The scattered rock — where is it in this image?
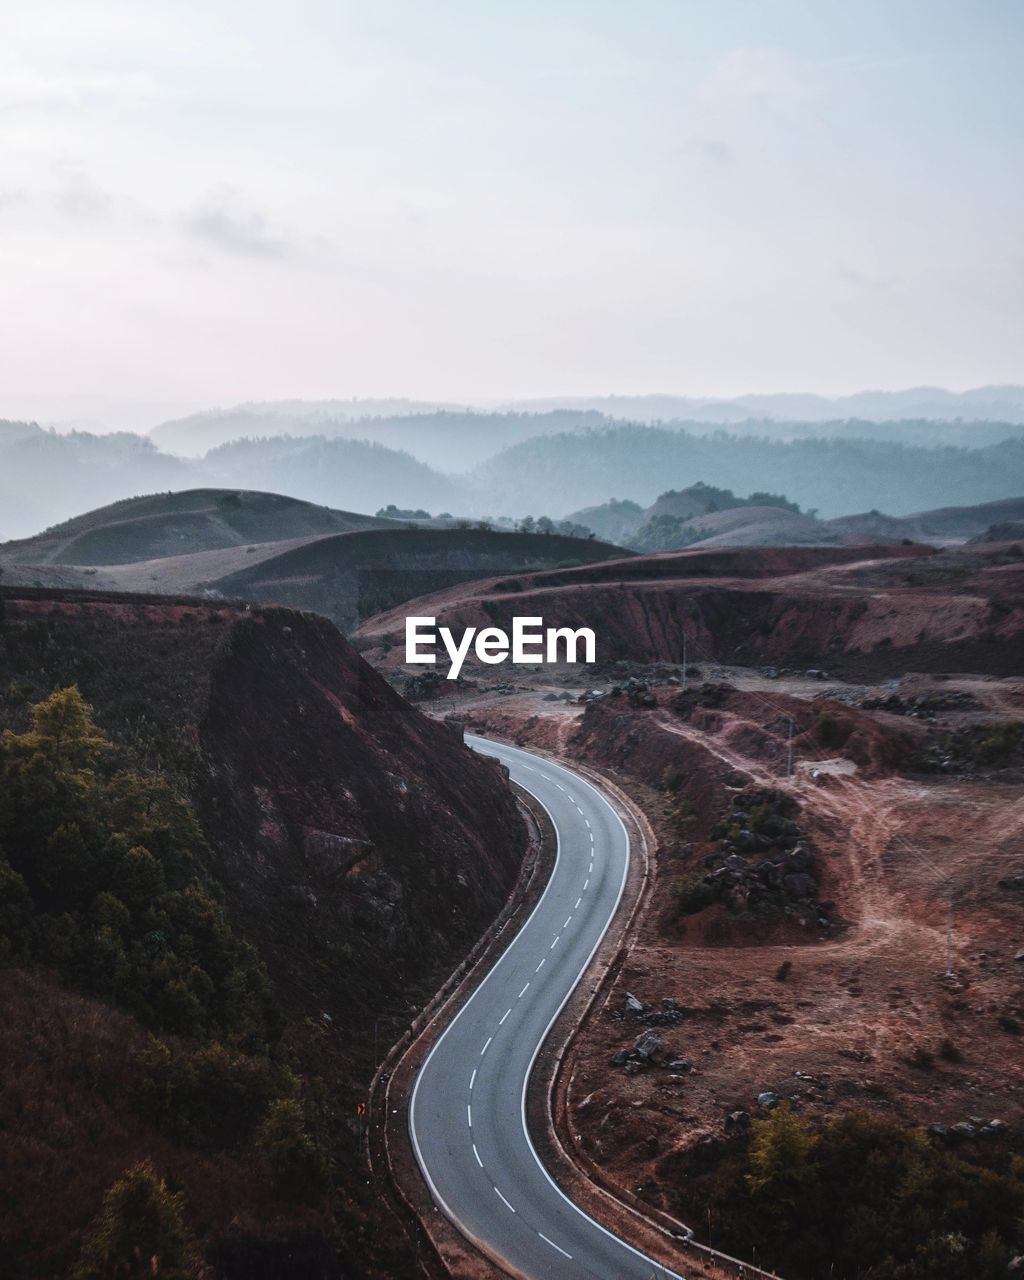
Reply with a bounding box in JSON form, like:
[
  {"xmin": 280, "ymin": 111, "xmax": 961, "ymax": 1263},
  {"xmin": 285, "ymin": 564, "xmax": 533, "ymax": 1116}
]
[
  {"xmin": 756, "ymin": 1091, "xmax": 779, "ymax": 1109},
  {"xmin": 625, "ymin": 992, "xmax": 644, "ymax": 1014},
  {"xmin": 634, "ymin": 1030, "xmax": 665, "ymax": 1061}
]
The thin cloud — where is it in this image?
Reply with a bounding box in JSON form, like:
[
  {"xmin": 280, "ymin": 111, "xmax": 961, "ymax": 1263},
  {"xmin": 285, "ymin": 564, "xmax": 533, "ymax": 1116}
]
[
  {"xmin": 688, "ymin": 134, "xmax": 736, "ymax": 165},
  {"xmin": 0, "ymin": 70, "xmax": 154, "ymax": 113},
  {"xmin": 183, "ymin": 195, "xmax": 289, "ymax": 260}
]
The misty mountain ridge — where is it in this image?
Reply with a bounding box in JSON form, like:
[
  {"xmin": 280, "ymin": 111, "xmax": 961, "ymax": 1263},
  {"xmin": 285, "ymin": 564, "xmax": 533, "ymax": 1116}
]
[
  {"xmin": 5, "ymin": 414, "xmax": 1024, "ymax": 541},
  {"xmin": 147, "ymin": 391, "xmax": 1024, "ymax": 463}
]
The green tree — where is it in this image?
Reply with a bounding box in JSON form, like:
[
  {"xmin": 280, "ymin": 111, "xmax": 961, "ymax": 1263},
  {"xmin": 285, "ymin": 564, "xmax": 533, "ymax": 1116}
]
[
  {"xmin": 259, "ymin": 1098, "xmax": 328, "ymax": 1203},
  {"xmin": 75, "ymin": 1160, "xmax": 192, "ymax": 1280},
  {"xmin": 746, "ymin": 1104, "xmax": 817, "ymax": 1204}
]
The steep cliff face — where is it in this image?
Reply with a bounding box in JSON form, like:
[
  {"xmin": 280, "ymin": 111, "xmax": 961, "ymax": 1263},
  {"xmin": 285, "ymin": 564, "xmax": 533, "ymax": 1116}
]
[
  {"xmin": 0, "ymin": 586, "xmax": 526, "ymax": 1277},
  {"xmin": 0, "ymin": 586, "xmax": 524, "ymax": 1017},
  {"xmin": 196, "ymin": 605, "xmax": 524, "ymax": 1011},
  {"xmin": 360, "ymin": 543, "xmax": 1024, "ymax": 680}
]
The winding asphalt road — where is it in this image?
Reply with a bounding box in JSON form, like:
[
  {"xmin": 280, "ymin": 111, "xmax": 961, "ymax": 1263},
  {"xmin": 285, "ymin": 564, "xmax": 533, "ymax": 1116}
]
[{"xmin": 409, "ymin": 735, "xmax": 685, "ymax": 1279}]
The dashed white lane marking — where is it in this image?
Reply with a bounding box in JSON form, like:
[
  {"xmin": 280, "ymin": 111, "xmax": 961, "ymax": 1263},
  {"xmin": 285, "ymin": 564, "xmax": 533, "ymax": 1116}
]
[
  {"xmin": 583, "ymin": 878, "xmax": 589, "ymax": 890},
  {"xmin": 518, "ymin": 982, "xmax": 530, "ymax": 998},
  {"xmin": 555, "ymin": 783, "xmax": 566, "ymax": 792},
  {"xmin": 538, "ymin": 1232, "xmax": 572, "ymax": 1259},
  {"xmin": 480, "ymin": 1036, "xmax": 492, "ymax": 1056},
  {"xmin": 550, "ymin": 935, "xmax": 560, "ymax": 950},
  {"xmin": 499, "ymin": 1007, "xmax": 512, "ymax": 1026},
  {"xmin": 563, "ymin": 915, "xmax": 572, "ymax": 929},
  {"xmin": 575, "ymin": 896, "xmax": 582, "ymax": 909},
  {"xmin": 589, "ymin": 832, "xmax": 594, "ymax": 844},
  {"xmin": 467, "ymin": 1103, "xmax": 472, "ymax": 1127},
  {"xmin": 470, "ymin": 1068, "xmax": 477, "ymax": 1090},
  {"xmin": 584, "ymin": 817, "xmax": 591, "ymax": 828},
  {"xmin": 589, "ymin": 861, "xmax": 594, "ymax": 873},
  {"xmin": 535, "ymin": 957, "xmax": 545, "ymax": 972},
  {"xmin": 473, "ymin": 1142, "xmax": 483, "ymax": 1168},
  {"xmin": 494, "ymin": 1186, "xmax": 517, "ymax": 1213}
]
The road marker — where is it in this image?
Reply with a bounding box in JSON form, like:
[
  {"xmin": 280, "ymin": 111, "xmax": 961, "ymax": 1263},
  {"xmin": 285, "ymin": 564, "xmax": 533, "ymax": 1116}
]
[
  {"xmin": 538, "ymin": 1232, "xmax": 572, "ymax": 1259},
  {"xmin": 470, "ymin": 1068, "xmax": 476, "ymax": 1090},
  {"xmin": 480, "ymin": 1036, "xmax": 492, "ymax": 1056},
  {"xmin": 494, "ymin": 1186, "xmax": 517, "ymax": 1213},
  {"xmin": 518, "ymin": 982, "xmax": 530, "ymax": 998},
  {"xmin": 550, "ymin": 935, "xmax": 560, "ymax": 949},
  {"xmin": 575, "ymin": 896, "xmax": 581, "ymax": 909},
  {"xmin": 535, "ymin": 957, "xmax": 545, "ymax": 972},
  {"xmin": 583, "ymin": 878, "xmax": 589, "ymax": 890},
  {"xmin": 473, "ymin": 1142, "xmax": 483, "ymax": 1167},
  {"xmin": 467, "ymin": 1104, "xmax": 472, "ymax": 1127},
  {"xmin": 564, "ymin": 915, "xmax": 572, "ymax": 929},
  {"xmin": 499, "ymin": 1007, "xmax": 512, "ymax": 1026}
]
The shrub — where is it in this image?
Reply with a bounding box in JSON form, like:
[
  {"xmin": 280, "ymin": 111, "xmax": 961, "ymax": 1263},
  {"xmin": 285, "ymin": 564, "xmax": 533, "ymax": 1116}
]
[
  {"xmin": 672, "ymin": 873, "xmax": 718, "ymax": 915},
  {"xmin": 907, "ymin": 1046, "xmax": 935, "ymax": 1071},
  {"xmin": 136, "ymin": 1039, "xmax": 285, "ymax": 1149},
  {"xmin": 775, "ymin": 960, "xmax": 792, "ymax": 982},
  {"xmin": 258, "ymin": 1099, "xmax": 328, "ymax": 1203},
  {"xmin": 816, "ymin": 712, "xmax": 850, "ymax": 749}
]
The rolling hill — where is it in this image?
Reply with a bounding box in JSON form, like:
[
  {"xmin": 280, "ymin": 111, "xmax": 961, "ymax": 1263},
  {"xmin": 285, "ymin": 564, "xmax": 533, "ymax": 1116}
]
[
  {"xmin": 0, "ymin": 489, "xmax": 401, "ymax": 566},
  {"xmin": 1, "ymin": 495, "xmax": 630, "ymax": 632}
]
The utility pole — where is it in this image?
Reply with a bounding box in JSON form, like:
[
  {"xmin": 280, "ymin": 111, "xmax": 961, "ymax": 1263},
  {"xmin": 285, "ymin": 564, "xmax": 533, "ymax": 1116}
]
[{"xmin": 945, "ymin": 879, "xmax": 956, "ymax": 978}]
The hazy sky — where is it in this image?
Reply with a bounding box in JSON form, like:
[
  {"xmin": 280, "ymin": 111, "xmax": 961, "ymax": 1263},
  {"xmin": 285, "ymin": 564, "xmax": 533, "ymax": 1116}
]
[{"xmin": 1, "ymin": 0, "xmax": 1022, "ymax": 422}]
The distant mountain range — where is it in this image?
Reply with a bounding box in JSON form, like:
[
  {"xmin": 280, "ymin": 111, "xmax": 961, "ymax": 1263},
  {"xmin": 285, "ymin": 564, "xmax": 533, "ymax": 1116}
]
[
  {"xmin": 5, "ymin": 410, "xmax": 1024, "ymax": 542},
  {"xmin": 146, "ymin": 388, "xmax": 1024, "ymax": 461}
]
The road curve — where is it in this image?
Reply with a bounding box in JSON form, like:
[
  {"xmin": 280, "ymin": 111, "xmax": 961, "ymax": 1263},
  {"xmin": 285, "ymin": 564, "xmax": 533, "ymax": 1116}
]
[{"xmin": 409, "ymin": 735, "xmax": 685, "ymax": 1279}]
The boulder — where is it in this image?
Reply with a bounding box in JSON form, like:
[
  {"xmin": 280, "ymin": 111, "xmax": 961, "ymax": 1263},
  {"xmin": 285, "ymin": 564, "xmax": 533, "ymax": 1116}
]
[
  {"xmin": 625, "ymin": 992, "xmax": 644, "ymax": 1014},
  {"xmin": 756, "ymin": 1091, "xmax": 779, "ymax": 1109},
  {"xmin": 783, "ymin": 872, "xmax": 817, "ymax": 899},
  {"xmin": 634, "ymin": 1030, "xmax": 665, "ymax": 1061}
]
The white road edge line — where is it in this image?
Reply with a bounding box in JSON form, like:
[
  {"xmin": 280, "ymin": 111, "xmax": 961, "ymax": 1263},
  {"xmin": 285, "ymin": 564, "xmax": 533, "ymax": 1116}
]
[
  {"xmin": 538, "ymin": 1232, "xmax": 572, "ymax": 1260},
  {"xmin": 409, "ymin": 735, "xmax": 687, "ymax": 1280}
]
